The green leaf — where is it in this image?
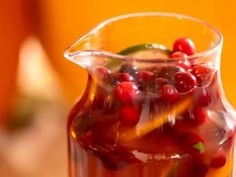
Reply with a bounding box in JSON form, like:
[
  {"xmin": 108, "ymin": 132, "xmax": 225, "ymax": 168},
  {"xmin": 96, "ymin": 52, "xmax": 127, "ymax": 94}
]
[{"xmin": 193, "ymin": 142, "xmax": 205, "ymax": 154}]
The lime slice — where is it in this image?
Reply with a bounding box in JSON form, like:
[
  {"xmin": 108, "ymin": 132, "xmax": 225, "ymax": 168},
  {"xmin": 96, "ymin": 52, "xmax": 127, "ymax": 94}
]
[
  {"xmin": 118, "ymin": 43, "xmax": 171, "ymax": 59},
  {"xmin": 105, "ymin": 43, "xmax": 171, "ymax": 68}
]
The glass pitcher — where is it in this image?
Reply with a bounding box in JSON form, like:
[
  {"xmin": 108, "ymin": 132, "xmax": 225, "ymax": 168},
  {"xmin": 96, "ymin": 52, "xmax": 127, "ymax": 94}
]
[{"xmin": 64, "ymin": 12, "xmax": 236, "ymax": 177}]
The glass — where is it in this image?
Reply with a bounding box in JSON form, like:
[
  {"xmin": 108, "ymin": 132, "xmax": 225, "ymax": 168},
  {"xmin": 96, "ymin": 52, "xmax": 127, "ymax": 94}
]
[{"xmin": 64, "ymin": 12, "xmax": 236, "ymax": 177}]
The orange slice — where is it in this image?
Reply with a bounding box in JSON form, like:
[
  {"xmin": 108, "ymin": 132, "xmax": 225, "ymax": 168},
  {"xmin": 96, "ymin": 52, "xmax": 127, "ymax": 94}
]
[{"xmin": 120, "ymin": 96, "xmax": 193, "ymax": 142}]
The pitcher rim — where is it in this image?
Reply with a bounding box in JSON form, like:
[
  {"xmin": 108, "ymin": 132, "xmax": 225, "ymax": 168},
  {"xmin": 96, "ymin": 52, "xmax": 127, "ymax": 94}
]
[{"xmin": 64, "ymin": 12, "xmax": 223, "ymax": 64}]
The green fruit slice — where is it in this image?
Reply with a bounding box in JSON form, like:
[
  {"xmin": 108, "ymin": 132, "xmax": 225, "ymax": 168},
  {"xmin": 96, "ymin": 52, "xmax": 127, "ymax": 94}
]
[
  {"xmin": 105, "ymin": 43, "xmax": 171, "ymax": 68},
  {"xmin": 118, "ymin": 43, "xmax": 171, "ymax": 59}
]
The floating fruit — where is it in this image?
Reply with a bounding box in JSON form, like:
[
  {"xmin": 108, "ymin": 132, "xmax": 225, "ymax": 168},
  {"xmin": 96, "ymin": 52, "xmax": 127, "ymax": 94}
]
[{"xmin": 173, "ymin": 37, "xmax": 196, "ymax": 56}]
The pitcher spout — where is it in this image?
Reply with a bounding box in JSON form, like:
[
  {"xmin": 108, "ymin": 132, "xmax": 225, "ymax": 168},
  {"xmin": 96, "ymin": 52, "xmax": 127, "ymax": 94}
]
[
  {"xmin": 64, "ymin": 30, "xmax": 126, "ymax": 71},
  {"xmin": 64, "ymin": 33, "xmax": 98, "ymax": 69}
]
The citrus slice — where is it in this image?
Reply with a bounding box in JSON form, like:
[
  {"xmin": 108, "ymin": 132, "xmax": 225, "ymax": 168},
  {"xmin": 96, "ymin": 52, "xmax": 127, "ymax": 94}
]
[
  {"xmin": 106, "ymin": 43, "xmax": 171, "ymax": 68},
  {"xmin": 118, "ymin": 43, "xmax": 171, "ymax": 59},
  {"xmin": 119, "ymin": 96, "xmax": 193, "ymax": 142}
]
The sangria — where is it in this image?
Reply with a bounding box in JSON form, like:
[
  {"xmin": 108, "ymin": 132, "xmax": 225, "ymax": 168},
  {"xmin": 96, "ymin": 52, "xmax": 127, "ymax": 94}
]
[{"xmin": 65, "ymin": 13, "xmax": 236, "ymax": 177}]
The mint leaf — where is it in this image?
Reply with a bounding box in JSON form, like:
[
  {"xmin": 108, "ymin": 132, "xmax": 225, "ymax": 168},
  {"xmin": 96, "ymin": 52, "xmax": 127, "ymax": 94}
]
[{"xmin": 193, "ymin": 142, "xmax": 205, "ymax": 154}]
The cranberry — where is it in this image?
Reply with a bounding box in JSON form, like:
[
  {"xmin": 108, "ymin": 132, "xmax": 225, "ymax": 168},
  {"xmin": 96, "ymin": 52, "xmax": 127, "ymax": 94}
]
[
  {"xmin": 177, "ymin": 60, "xmax": 191, "ymax": 70},
  {"xmin": 173, "ymin": 37, "xmax": 196, "ymax": 56},
  {"xmin": 136, "ymin": 71, "xmax": 155, "ymax": 83},
  {"xmin": 161, "ymin": 84, "xmax": 179, "ymax": 103},
  {"xmin": 191, "ymin": 162, "xmax": 208, "ymax": 177},
  {"xmin": 198, "ymin": 89, "xmax": 212, "ymax": 107},
  {"xmin": 136, "ymin": 71, "xmax": 155, "ymax": 90},
  {"xmin": 179, "ymin": 132, "xmax": 205, "ymax": 156},
  {"xmin": 183, "ymin": 107, "xmax": 207, "ymax": 126},
  {"xmin": 224, "ymin": 131, "xmax": 235, "ymax": 150},
  {"xmin": 210, "ymin": 150, "xmax": 226, "ymax": 168},
  {"xmin": 155, "ymin": 77, "xmax": 169, "ymax": 89},
  {"xmin": 101, "ymin": 153, "xmax": 126, "ymax": 170},
  {"xmin": 99, "ymin": 147, "xmax": 140, "ymax": 170},
  {"xmin": 115, "ymin": 72, "xmax": 133, "ymax": 83},
  {"xmin": 171, "ymin": 51, "xmax": 188, "ymax": 59},
  {"xmin": 118, "ymin": 105, "xmax": 140, "ymax": 126},
  {"xmin": 174, "ymin": 71, "xmax": 197, "ymax": 92},
  {"xmin": 193, "ymin": 107, "xmax": 207, "ymax": 124},
  {"xmin": 149, "ymin": 65, "xmax": 162, "ymax": 75},
  {"xmin": 173, "ymin": 118, "xmax": 197, "ymax": 135},
  {"xmin": 120, "ymin": 63, "xmax": 137, "ymax": 76},
  {"xmin": 170, "ymin": 51, "xmax": 191, "ymax": 70},
  {"xmin": 158, "ymin": 65, "xmax": 185, "ymax": 81},
  {"xmin": 191, "ymin": 64, "xmax": 213, "ymax": 86},
  {"xmin": 78, "ymin": 130, "xmax": 93, "ymax": 149},
  {"xmin": 179, "ymin": 132, "xmax": 203, "ymax": 146},
  {"xmin": 94, "ymin": 66, "xmax": 111, "ymax": 82},
  {"xmin": 114, "ymin": 82, "xmax": 138, "ymax": 103},
  {"xmin": 176, "ymin": 160, "xmax": 208, "ymax": 177},
  {"xmin": 94, "ymin": 146, "xmax": 125, "ymax": 170}
]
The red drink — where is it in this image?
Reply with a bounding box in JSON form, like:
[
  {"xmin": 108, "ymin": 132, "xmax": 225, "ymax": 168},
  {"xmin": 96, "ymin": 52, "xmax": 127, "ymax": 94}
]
[
  {"xmin": 68, "ymin": 61, "xmax": 235, "ymax": 177},
  {"xmin": 65, "ymin": 13, "xmax": 236, "ymax": 177}
]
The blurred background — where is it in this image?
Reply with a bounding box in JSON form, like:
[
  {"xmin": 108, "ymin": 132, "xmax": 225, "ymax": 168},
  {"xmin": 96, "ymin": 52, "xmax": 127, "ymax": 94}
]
[{"xmin": 0, "ymin": 1, "xmax": 236, "ymax": 177}]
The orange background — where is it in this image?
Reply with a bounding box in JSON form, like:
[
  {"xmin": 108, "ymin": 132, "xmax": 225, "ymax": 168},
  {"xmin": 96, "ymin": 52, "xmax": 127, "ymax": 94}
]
[{"xmin": 1, "ymin": 0, "xmax": 236, "ymax": 121}]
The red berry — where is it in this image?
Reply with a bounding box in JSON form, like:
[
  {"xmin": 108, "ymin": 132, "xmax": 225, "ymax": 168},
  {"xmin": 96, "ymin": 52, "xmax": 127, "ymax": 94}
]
[
  {"xmin": 191, "ymin": 162, "xmax": 208, "ymax": 177},
  {"xmin": 136, "ymin": 71, "xmax": 155, "ymax": 86},
  {"xmin": 173, "ymin": 37, "xmax": 196, "ymax": 56},
  {"xmin": 96, "ymin": 147, "xmax": 125, "ymax": 170},
  {"xmin": 198, "ymin": 89, "xmax": 212, "ymax": 107},
  {"xmin": 179, "ymin": 132, "xmax": 205, "ymax": 156},
  {"xmin": 174, "ymin": 71, "xmax": 197, "ymax": 92},
  {"xmin": 161, "ymin": 84, "xmax": 179, "ymax": 103},
  {"xmin": 94, "ymin": 66, "xmax": 111, "ymax": 82},
  {"xmin": 158, "ymin": 65, "xmax": 185, "ymax": 81},
  {"xmin": 173, "ymin": 119, "xmax": 190, "ymax": 134},
  {"xmin": 99, "ymin": 147, "xmax": 140, "ymax": 170},
  {"xmin": 115, "ymin": 73, "xmax": 133, "ymax": 82},
  {"xmin": 193, "ymin": 107, "xmax": 207, "ymax": 124},
  {"xmin": 191, "ymin": 65, "xmax": 213, "ymax": 86},
  {"xmin": 155, "ymin": 78, "xmax": 169, "ymax": 89},
  {"xmin": 119, "ymin": 105, "xmax": 140, "ymax": 126},
  {"xmin": 177, "ymin": 60, "xmax": 191, "ymax": 70},
  {"xmin": 149, "ymin": 65, "xmax": 162, "ymax": 75},
  {"xmin": 224, "ymin": 131, "xmax": 235, "ymax": 150},
  {"xmin": 176, "ymin": 159, "xmax": 208, "ymax": 177},
  {"xmin": 78, "ymin": 130, "xmax": 93, "ymax": 149},
  {"xmin": 179, "ymin": 132, "xmax": 204, "ymax": 145},
  {"xmin": 184, "ymin": 107, "xmax": 207, "ymax": 126},
  {"xmin": 120, "ymin": 63, "xmax": 137, "ymax": 76},
  {"xmin": 114, "ymin": 82, "xmax": 138, "ymax": 103},
  {"xmin": 171, "ymin": 51, "xmax": 188, "ymax": 59},
  {"xmin": 101, "ymin": 154, "xmax": 126, "ymax": 170},
  {"xmin": 170, "ymin": 51, "xmax": 191, "ymax": 70},
  {"xmin": 210, "ymin": 150, "xmax": 226, "ymax": 168}
]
